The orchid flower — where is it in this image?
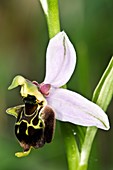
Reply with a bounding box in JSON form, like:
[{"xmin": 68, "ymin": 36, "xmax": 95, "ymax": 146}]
[{"xmin": 6, "ymin": 31, "xmax": 110, "ymax": 157}]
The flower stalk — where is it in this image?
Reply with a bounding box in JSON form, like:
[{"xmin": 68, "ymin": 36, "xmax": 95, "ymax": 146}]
[
  {"xmin": 60, "ymin": 123, "xmax": 80, "ymax": 170},
  {"xmin": 40, "ymin": 0, "xmax": 60, "ymax": 38}
]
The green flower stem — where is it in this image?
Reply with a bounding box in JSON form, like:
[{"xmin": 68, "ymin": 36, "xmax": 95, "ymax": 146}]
[
  {"xmin": 60, "ymin": 123, "xmax": 80, "ymax": 170},
  {"xmin": 78, "ymin": 127, "xmax": 97, "ymax": 170},
  {"xmin": 40, "ymin": 0, "xmax": 60, "ymax": 38},
  {"xmin": 40, "ymin": 0, "xmax": 79, "ymax": 169}
]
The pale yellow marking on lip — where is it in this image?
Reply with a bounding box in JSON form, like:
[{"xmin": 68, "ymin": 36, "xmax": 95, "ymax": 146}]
[{"xmin": 15, "ymin": 147, "xmax": 32, "ymax": 158}]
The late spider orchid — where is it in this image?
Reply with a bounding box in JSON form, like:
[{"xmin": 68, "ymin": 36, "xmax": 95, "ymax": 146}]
[{"xmin": 6, "ymin": 31, "xmax": 110, "ymax": 157}]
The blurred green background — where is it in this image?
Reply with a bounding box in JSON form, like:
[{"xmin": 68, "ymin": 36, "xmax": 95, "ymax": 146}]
[{"xmin": 0, "ymin": 0, "xmax": 113, "ymax": 169}]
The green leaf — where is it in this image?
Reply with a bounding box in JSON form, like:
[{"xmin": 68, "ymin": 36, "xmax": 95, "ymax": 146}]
[
  {"xmin": 77, "ymin": 57, "xmax": 113, "ymax": 170},
  {"xmin": 93, "ymin": 56, "xmax": 113, "ymax": 110}
]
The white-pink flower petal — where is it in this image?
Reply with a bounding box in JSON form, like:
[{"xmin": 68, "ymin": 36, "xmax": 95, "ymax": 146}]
[
  {"xmin": 43, "ymin": 31, "xmax": 76, "ymax": 87},
  {"xmin": 46, "ymin": 88, "xmax": 110, "ymax": 130}
]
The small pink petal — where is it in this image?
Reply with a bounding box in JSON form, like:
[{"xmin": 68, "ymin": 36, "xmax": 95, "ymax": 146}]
[
  {"xmin": 46, "ymin": 88, "xmax": 110, "ymax": 130},
  {"xmin": 39, "ymin": 83, "xmax": 51, "ymax": 96},
  {"xmin": 43, "ymin": 31, "xmax": 76, "ymax": 87}
]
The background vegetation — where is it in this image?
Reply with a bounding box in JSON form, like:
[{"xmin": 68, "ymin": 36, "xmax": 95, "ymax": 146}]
[{"xmin": 0, "ymin": 0, "xmax": 113, "ymax": 169}]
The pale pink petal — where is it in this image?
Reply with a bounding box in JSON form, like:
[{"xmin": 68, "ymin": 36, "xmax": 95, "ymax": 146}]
[
  {"xmin": 43, "ymin": 31, "xmax": 76, "ymax": 87},
  {"xmin": 46, "ymin": 88, "xmax": 110, "ymax": 130}
]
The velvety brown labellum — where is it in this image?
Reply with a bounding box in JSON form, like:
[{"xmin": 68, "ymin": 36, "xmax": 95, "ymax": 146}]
[{"xmin": 15, "ymin": 95, "xmax": 55, "ymax": 151}]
